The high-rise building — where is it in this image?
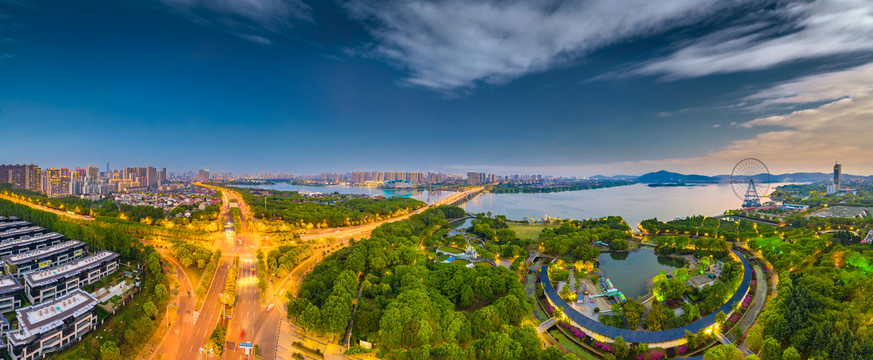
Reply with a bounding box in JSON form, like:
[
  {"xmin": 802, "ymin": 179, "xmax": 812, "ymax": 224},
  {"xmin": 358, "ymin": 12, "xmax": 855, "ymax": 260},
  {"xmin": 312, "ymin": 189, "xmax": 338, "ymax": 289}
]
[
  {"xmin": 834, "ymin": 163, "xmax": 842, "ymax": 190},
  {"xmin": 467, "ymin": 172, "xmax": 485, "ymax": 185},
  {"xmin": 0, "ymin": 164, "xmax": 41, "ymax": 191},
  {"xmin": 86, "ymin": 166, "xmax": 99, "ymax": 181},
  {"xmin": 159, "ymin": 168, "xmax": 167, "ymax": 186},
  {"xmin": 41, "ymin": 169, "xmax": 69, "ymax": 198},
  {"xmin": 72, "ymin": 168, "xmax": 86, "ymax": 181},
  {"xmin": 199, "ymin": 169, "xmax": 210, "ymax": 181}
]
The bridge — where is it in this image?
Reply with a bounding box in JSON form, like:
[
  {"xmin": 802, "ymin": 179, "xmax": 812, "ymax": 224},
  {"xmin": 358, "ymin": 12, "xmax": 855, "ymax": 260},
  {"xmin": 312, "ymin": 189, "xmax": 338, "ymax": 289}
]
[{"xmin": 444, "ymin": 187, "xmax": 484, "ymax": 206}]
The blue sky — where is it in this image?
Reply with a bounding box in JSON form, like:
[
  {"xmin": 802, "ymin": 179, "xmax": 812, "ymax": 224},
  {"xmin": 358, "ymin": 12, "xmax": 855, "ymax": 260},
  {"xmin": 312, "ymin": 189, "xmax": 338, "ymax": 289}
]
[{"xmin": 1, "ymin": 0, "xmax": 872, "ymax": 176}]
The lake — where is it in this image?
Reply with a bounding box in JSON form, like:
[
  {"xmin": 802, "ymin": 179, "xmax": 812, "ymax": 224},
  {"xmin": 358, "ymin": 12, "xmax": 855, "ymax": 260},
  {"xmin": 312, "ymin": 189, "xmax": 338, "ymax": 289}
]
[
  {"xmin": 460, "ymin": 183, "xmax": 785, "ymax": 229},
  {"xmin": 598, "ymin": 248, "xmax": 685, "ymax": 299},
  {"xmin": 246, "ymin": 182, "xmax": 788, "ymax": 230},
  {"xmin": 241, "ymin": 183, "xmax": 457, "ymax": 204}
]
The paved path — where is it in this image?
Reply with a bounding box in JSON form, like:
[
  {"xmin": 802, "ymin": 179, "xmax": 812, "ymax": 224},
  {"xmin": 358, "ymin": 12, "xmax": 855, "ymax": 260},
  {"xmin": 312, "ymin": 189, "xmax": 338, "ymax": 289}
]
[{"xmin": 537, "ymin": 317, "xmax": 557, "ymax": 333}]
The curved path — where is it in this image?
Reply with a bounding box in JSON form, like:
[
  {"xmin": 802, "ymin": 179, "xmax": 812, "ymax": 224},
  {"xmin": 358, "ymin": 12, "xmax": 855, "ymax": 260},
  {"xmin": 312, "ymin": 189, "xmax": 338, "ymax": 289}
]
[{"xmin": 540, "ymin": 248, "xmax": 751, "ymax": 345}]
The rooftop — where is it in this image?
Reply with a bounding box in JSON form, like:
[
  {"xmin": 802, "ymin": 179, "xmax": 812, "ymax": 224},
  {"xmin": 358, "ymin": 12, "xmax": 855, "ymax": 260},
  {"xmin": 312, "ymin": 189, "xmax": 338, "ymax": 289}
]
[
  {"xmin": 25, "ymin": 251, "xmax": 120, "ymax": 287},
  {"xmin": 0, "ymin": 226, "xmax": 44, "ymax": 238},
  {"xmin": 0, "ymin": 221, "xmax": 31, "ymax": 230},
  {"xmin": 0, "ymin": 275, "xmax": 22, "ymax": 295},
  {"xmin": 0, "ymin": 232, "xmax": 63, "ymax": 250},
  {"xmin": 9, "ymin": 289, "xmax": 98, "ymax": 343},
  {"xmin": 4, "ymin": 240, "xmax": 85, "ymax": 265}
]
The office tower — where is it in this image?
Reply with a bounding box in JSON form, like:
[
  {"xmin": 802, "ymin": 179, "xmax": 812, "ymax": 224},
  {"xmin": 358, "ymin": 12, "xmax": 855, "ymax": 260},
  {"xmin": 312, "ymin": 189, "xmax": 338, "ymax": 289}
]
[
  {"xmin": 0, "ymin": 164, "xmax": 41, "ymax": 191},
  {"xmin": 834, "ymin": 163, "xmax": 842, "ymax": 190},
  {"xmin": 86, "ymin": 166, "xmax": 98, "ymax": 181},
  {"xmin": 199, "ymin": 169, "xmax": 209, "ymax": 181}
]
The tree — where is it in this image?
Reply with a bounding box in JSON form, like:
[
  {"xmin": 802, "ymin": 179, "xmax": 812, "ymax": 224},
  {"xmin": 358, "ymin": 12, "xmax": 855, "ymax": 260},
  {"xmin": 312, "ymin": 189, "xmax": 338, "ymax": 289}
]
[
  {"xmin": 100, "ymin": 340, "xmax": 121, "ymax": 360},
  {"xmin": 683, "ymin": 302, "xmax": 700, "ymax": 322},
  {"xmin": 613, "ymin": 336, "xmax": 629, "ymax": 359},
  {"xmin": 703, "ymin": 344, "xmax": 743, "ymax": 360},
  {"xmin": 154, "ymin": 284, "xmax": 169, "ymax": 302},
  {"xmin": 781, "ymin": 347, "xmax": 800, "ymax": 360},
  {"xmin": 572, "ymin": 244, "xmax": 599, "ymax": 261},
  {"xmin": 143, "ymin": 301, "xmax": 158, "ymax": 319},
  {"xmin": 746, "ymin": 323, "xmax": 764, "ymax": 353},
  {"xmin": 645, "ymin": 300, "xmax": 666, "ymax": 331},
  {"xmin": 716, "ymin": 311, "xmax": 727, "ymax": 327},
  {"xmin": 761, "ymin": 337, "xmax": 782, "ymax": 360}
]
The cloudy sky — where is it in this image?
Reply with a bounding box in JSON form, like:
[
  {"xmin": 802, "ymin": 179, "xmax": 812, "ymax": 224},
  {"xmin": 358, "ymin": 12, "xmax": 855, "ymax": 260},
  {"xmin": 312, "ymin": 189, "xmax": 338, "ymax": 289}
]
[{"xmin": 0, "ymin": 0, "xmax": 871, "ymax": 176}]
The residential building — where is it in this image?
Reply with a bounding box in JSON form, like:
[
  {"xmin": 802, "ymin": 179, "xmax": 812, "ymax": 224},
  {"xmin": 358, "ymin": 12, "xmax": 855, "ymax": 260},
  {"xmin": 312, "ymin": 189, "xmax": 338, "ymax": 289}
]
[
  {"xmin": 0, "ymin": 232, "xmax": 65, "ymax": 258},
  {"xmin": 6, "ymin": 289, "xmax": 99, "ymax": 360},
  {"xmin": 0, "ymin": 227, "xmax": 45, "ymax": 241},
  {"xmin": 0, "ymin": 275, "xmax": 23, "ymax": 313},
  {"xmin": 23, "ymin": 251, "xmax": 119, "ymax": 304},
  {"xmin": 3, "ymin": 240, "xmax": 86, "ymax": 277},
  {"xmin": 0, "ymin": 164, "xmax": 41, "ymax": 192},
  {"xmin": 86, "ymin": 166, "xmax": 98, "ymax": 181},
  {"xmin": 199, "ymin": 169, "xmax": 209, "ymax": 181}
]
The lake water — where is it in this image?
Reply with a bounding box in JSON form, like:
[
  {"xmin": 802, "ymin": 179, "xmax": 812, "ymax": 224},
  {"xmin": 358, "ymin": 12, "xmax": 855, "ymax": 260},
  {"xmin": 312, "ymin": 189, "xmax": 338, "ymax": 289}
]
[
  {"xmin": 460, "ymin": 183, "xmax": 785, "ymax": 229},
  {"xmin": 598, "ymin": 248, "xmax": 684, "ymax": 299},
  {"xmin": 241, "ymin": 183, "xmax": 457, "ymax": 204},
  {"xmin": 246, "ymin": 182, "xmax": 788, "ymax": 230}
]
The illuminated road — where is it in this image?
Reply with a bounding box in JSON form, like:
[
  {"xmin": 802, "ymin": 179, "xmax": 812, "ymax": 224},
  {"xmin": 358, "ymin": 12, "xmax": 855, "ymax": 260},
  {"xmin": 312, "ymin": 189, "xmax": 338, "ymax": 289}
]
[{"xmin": 0, "ymin": 193, "xmax": 94, "ymax": 221}]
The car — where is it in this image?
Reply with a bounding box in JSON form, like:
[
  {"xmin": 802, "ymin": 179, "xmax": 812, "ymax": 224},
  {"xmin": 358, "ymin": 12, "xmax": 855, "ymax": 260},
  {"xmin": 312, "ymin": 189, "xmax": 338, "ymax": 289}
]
[{"xmin": 267, "ymin": 304, "xmax": 274, "ymax": 312}]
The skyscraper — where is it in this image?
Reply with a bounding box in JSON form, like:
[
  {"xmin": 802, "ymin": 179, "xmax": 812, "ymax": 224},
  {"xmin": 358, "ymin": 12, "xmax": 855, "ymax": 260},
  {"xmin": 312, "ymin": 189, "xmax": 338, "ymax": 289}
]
[
  {"xmin": 834, "ymin": 163, "xmax": 842, "ymax": 190},
  {"xmin": 199, "ymin": 169, "xmax": 210, "ymax": 181}
]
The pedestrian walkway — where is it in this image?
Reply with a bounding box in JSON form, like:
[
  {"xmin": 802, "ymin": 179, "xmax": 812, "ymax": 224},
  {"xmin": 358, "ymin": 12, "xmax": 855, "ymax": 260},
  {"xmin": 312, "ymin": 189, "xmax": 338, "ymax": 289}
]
[{"xmin": 537, "ymin": 317, "xmax": 556, "ymax": 333}]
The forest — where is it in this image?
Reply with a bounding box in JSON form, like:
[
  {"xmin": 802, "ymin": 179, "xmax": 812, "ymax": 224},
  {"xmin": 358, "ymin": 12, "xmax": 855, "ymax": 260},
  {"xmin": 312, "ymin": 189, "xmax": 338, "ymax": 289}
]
[
  {"xmin": 286, "ymin": 207, "xmax": 579, "ymax": 360},
  {"xmin": 233, "ymin": 187, "xmax": 426, "ymax": 228}
]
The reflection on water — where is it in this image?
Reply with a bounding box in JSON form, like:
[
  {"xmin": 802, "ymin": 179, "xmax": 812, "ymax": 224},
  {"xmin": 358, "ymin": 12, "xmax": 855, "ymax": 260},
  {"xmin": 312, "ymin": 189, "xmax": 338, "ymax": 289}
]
[
  {"xmin": 461, "ymin": 183, "xmax": 786, "ymax": 228},
  {"xmin": 242, "ymin": 183, "xmax": 458, "ymax": 204},
  {"xmin": 598, "ymin": 248, "xmax": 683, "ymax": 299}
]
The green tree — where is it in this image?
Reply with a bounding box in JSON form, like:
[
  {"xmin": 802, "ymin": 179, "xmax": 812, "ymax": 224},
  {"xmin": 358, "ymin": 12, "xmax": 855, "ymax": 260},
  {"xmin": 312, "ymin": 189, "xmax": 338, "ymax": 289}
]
[
  {"xmin": 716, "ymin": 311, "xmax": 727, "ymax": 327},
  {"xmin": 703, "ymin": 344, "xmax": 743, "ymax": 360},
  {"xmin": 613, "ymin": 336, "xmax": 629, "ymax": 359},
  {"xmin": 746, "ymin": 323, "xmax": 764, "ymax": 353},
  {"xmin": 761, "ymin": 337, "xmax": 782, "ymax": 360},
  {"xmin": 154, "ymin": 284, "xmax": 169, "ymax": 302},
  {"xmin": 143, "ymin": 301, "xmax": 158, "ymax": 319},
  {"xmin": 781, "ymin": 347, "xmax": 800, "ymax": 360},
  {"xmin": 100, "ymin": 340, "xmax": 121, "ymax": 360}
]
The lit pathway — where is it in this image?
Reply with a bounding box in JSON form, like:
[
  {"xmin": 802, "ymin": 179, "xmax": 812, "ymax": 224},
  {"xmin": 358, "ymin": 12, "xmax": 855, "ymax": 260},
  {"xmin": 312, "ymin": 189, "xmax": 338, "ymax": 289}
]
[{"xmin": 537, "ymin": 317, "xmax": 556, "ymax": 333}]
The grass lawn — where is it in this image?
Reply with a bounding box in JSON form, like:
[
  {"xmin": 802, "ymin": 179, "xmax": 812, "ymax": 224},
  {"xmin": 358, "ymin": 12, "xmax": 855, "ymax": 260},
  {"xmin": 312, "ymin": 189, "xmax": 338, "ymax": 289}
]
[
  {"xmin": 438, "ymin": 246, "xmax": 464, "ymax": 255},
  {"xmin": 474, "ymin": 261, "xmax": 494, "ymax": 267},
  {"xmin": 507, "ymin": 223, "xmax": 556, "ymax": 240},
  {"xmin": 454, "ymin": 259, "xmax": 471, "ymax": 266},
  {"xmin": 547, "ymin": 329, "xmax": 601, "ymax": 360},
  {"xmin": 435, "ymin": 254, "xmax": 449, "ymax": 262}
]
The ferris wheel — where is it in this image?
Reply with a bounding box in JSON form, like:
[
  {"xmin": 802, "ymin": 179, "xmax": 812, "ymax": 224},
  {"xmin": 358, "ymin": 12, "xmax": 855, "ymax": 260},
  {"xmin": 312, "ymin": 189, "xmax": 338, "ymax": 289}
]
[{"xmin": 730, "ymin": 158, "xmax": 771, "ymax": 208}]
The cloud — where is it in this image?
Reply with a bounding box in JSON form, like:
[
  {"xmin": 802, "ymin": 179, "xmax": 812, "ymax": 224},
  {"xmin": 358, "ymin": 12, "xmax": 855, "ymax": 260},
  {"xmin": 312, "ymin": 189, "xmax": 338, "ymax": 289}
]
[
  {"xmin": 635, "ymin": 0, "xmax": 873, "ymax": 79},
  {"xmin": 742, "ymin": 61, "xmax": 873, "ymax": 108},
  {"xmin": 712, "ymin": 124, "xmax": 721, "ymax": 128},
  {"xmin": 344, "ymin": 0, "xmax": 744, "ymax": 92},
  {"xmin": 451, "ymin": 93, "xmax": 873, "ymax": 176},
  {"xmin": 156, "ymin": 0, "xmax": 312, "ymax": 42}
]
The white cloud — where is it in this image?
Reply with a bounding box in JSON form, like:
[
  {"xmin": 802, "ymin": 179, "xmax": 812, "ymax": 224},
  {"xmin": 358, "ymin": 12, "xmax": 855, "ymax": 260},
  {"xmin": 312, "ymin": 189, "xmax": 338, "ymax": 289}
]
[
  {"xmin": 713, "ymin": 124, "xmax": 721, "ymax": 128},
  {"xmin": 344, "ymin": 0, "xmax": 743, "ymax": 92},
  {"xmin": 743, "ymin": 61, "xmax": 873, "ymax": 108},
  {"xmin": 635, "ymin": 0, "xmax": 873, "ymax": 79},
  {"xmin": 451, "ymin": 93, "xmax": 873, "ymax": 176},
  {"xmin": 156, "ymin": 0, "xmax": 312, "ymax": 42}
]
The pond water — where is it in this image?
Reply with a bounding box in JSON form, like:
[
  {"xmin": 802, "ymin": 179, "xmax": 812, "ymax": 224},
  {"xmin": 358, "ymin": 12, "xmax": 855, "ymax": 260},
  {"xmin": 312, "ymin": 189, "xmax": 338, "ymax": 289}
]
[{"xmin": 597, "ymin": 248, "xmax": 684, "ymax": 299}]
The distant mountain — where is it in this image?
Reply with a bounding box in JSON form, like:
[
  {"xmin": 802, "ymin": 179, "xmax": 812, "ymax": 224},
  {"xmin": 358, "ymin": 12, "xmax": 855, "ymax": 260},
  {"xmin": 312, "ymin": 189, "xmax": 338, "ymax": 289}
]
[
  {"xmin": 636, "ymin": 170, "xmax": 718, "ymax": 184},
  {"xmin": 589, "ymin": 174, "xmax": 637, "ymax": 181}
]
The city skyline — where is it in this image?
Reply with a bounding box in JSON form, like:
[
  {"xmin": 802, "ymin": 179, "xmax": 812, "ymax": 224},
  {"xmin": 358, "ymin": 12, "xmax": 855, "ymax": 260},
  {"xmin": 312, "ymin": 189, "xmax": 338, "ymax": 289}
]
[{"xmin": 1, "ymin": 0, "xmax": 872, "ymax": 175}]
